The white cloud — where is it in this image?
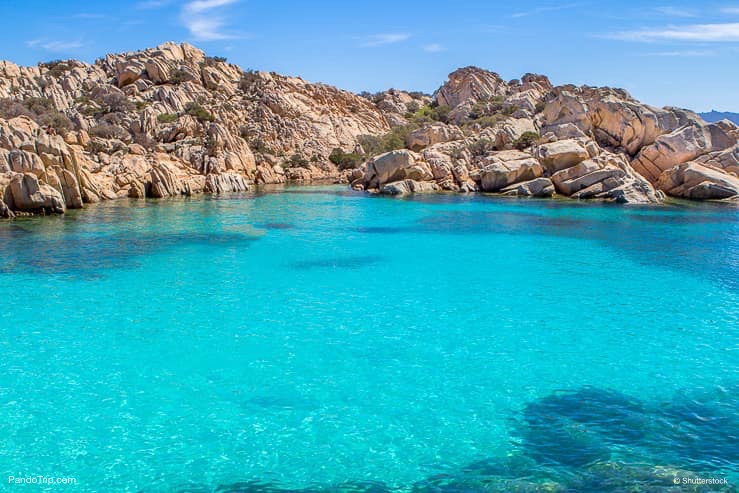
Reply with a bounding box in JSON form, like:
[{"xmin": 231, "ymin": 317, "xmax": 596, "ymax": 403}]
[
  {"xmin": 511, "ymin": 3, "xmax": 584, "ymax": 18},
  {"xmin": 423, "ymin": 43, "xmax": 444, "ymax": 53},
  {"xmin": 136, "ymin": 0, "xmax": 173, "ymax": 8},
  {"xmin": 653, "ymin": 6, "xmax": 696, "ymax": 17},
  {"xmin": 639, "ymin": 49, "xmax": 717, "ymax": 56},
  {"xmin": 361, "ymin": 33, "xmax": 411, "ymax": 47},
  {"xmin": 26, "ymin": 39, "xmax": 85, "ymax": 52},
  {"xmin": 607, "ymin": 22, "xmax": 739, "ymax": 42},
  {"xmin": 181, "ymin": 0, "xmax": 240, "ymax": 41}
]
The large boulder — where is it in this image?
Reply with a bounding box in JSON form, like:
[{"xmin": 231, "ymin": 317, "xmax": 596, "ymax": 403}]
[
  {"xmin": 479, "ymin": 150, "xmax": 544, "ymax": 192},
  {"xmin": 406, "ymin": 124, "xmax": 463, "ymax": 151},
  {"xmin": 632, "ymin": 123, "xmax": 737, "ymax": 183},
  {"xmin": 500, "ymin": 177, "xmax": 554, "ymax": 197},
  {"xmin": 550, "ymin": 152, "xmax": 659, "ymax": 204},
  {"xmin": 7, "ymin": 150, "xmax": 46, "ymax": 176},
  {"xmin": 364, "ymin": 150, "xmax": 432, "ymax": 189},
  {"xmin": 6, "ymin": 173, "xmax": 65, "ymax": 214},
  {"xmin": 380, "ymin": 179, "xmax": 439, "ymax": 195},
  {"xmin": 534, "ymin": 139, "xmax": 591, "ymax": 173},
  {"xmin": 0, "ymin": 199, "xmax": 14, "ymax": 219},
  {"xmin": 656, "ymin": 162, "xmax": 739, "ymax": 200},
  {"xmin": 204, "ymin": 173, "xmax": 250, "ymax": 193},
  {"xmin": 149, "ymin": 163, "xmax": 185, "ymax": 198}
]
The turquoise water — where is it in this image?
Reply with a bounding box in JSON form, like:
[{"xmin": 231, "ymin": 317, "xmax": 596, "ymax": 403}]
[{"xmin": 0, "ymin": 186, "xmax": 737, "ymax": 492}]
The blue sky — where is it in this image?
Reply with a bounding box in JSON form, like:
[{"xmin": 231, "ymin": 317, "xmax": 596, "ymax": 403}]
[{"xmin": 1, "ymin": 0, "xmax": 738, "ymax": 111}]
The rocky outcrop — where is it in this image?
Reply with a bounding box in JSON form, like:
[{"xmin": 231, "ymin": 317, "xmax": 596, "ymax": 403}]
[
  {"xmin": 551, "ymin": 151, "xmax": 659, "ymax": 204},
  {"xmin": 500, "ymin": 177, "xmax": 554, "ymax": 197},
  {"xmin": 435, "ymin": 67, "xmax": 507, "ymax": 108},
  {"xmin": 5, "ymin": 173, "xmax": 65, "ymax": 214},
  {"xmin": 205, "ymin": 173, "xmax": 250, "ymax": 193},
  {"xmin": 632, "ymin": 123, "xmax": 737, "ymax": 183},
  {"xmin": 380, "ymin": 179, "xmax": 439, "ymax": 195},
  {"xmin": 364, "ymin": 150, "xmax": 432, "ymax": 190},
  {"xmin": 1, "ymin": 45, "xmax": 737, "ymax": 214},
  {"xmin": 656, "ymin": 162, "xmax": 739, "ymax": 200},
  {"xmin": 0, "ymin": 198, "xmax": 14, "ymax": 219},
  {"xmin": 534, "ymin": 139, "xmax": 591, "ymax": 173},
  {"xmin": 480, "ymin": 151, "xmax": 544, "ymax": 192},
  {"xmin": 406, "ymin": 124, "xmax": 464, "ymax": 151}
]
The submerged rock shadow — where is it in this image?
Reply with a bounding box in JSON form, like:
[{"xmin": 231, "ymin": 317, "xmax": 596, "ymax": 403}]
[{"xmin": 0, "ymin": 230, "xmax": 258, "ymax": 279}]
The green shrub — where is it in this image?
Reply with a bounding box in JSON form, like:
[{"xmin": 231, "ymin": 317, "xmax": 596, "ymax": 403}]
[
  {"xmin": 39, "ymin": 112, "xmax": 73, "ymax": 134},
  {"xmin": 285, "ymin": 153, "xmax": 310, "ymax": 169},
  {"xmin": 357, "ymin": 122, "xmax": 419, "ymax": 157},
  {"xmin": 100, "ymin": 93, "xmax": 134, "ymax": 113},
  {"xmin": 41, "ymin": 60, "xmax": 74, "ymax": 78},
  {"xmin": 169, "ymin": 68, "xmax": 191, "ymax": 84},
  {"xmin": 535, "ymin": 101, "xmax": 546, "ymax": 113},
  {"xmin": 184, "ymin": 102, "xmax": 214, "ymax": 122},
  {"xmin": 89, "ymin": 123, "xmax": 129, "ymax": 140},
  {"xmin": 24, "ymin": 97, "xmax": 55, "ymax": 114},
  {"xmin": 0, "ymin": 99, "xmax": 34, "ymax": 119},
  {"xmin": 512, "ymin": 131, "xmax": 540, "ymax": 150},
  {"xmin": 0, "ymin": 97, "xmax": 73, "ymax": 134},
  {"xmin": 157, "ymin": 113, "xmax": 178, "ymax": 124},
  {"xmin": 405, "ymin": 101, "xmax": 420, "ymax": 114},
  {"xmin": 239, "ymin": 69, "xmax": 260, "ymax": 92},
  {"xmin": 469, "ymin": 138, "xmax": 495, "ymax": 157},
  {"xmin": 249, "ymin": 138, "xmax": 272, "ymax": 154},
  {"xmin": 410, "ymin": 104, "xmax": 450, "ymax": 124},
  {"xmin": 201, "ymin": 56, "xmax": 227, "ymax": 67},
  {"xmin": 329, "ymin": 148, "xmax": 364, "ymax": 170},
  {"xmin": 135, "ymin": 101, "xmax": 149, "ymax": 111},
  {"xmin": 88, "ymin": 140, "xmax": 108, "ymax": 154}
]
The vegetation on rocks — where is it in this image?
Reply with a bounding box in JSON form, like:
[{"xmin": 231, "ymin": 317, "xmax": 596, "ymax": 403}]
[
  {"xmin": 0, "ymin": 96, "xmax": 73, "ymax": 133},
  {"xmin": 157, "ymin": 113, "xmax": 178, "ymax": 124},
  {"xmin": 184, "ymin": 102, "xmax": 214, "ymax": 122},
  {"xmin": 329, "ymin": 148, "xmax": 364, "ymax": 170},
  {"xmin": 513, "ymin": 131, "xmax": 540, "ymax": 150}
]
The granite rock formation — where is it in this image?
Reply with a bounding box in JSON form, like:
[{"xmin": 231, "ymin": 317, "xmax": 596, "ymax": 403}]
[{"xmin": 1, "ymin": 46, "xmax": 737, "ymax": 216}]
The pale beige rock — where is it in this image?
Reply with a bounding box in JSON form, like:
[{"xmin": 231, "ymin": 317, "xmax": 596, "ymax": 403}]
[
  {"xmin": 551, "ymin": 152, "xmax": 659, "ymax": 203},
  {"xmin": 406, "ymin": 124, "xmax": 463, "ymax": 151},
  {"xmin": 364, "ymin": 150, "xmax": 432, "ymax": 188},
  {"xmin": 204, "ymin": 173, "xmax": 250, "ymax": 193},
  {"xmin": 484, "ymin": 118, "xmax": 538, "ymax": 150},
  {"xmin": 480, "ymin": 150, "xmax": 544, "ymax": 192},
  {"xmin": 380, "ymin": 179, "xmax": 439, "ymax": 195},
  {"xmin": 436, "ymin": 67, "xmax": 508, "ymax": 108},
  {"xmin": 632, "ymin": 123, "xmax": 737, "ymax": 183},
  {"xmin": 0, "ymin": 198, "xmax": 13, "ymax": 219},
  {"xmin": 656, "ymin": 162, "xmax": 739, "ymax": 200},
  {"xmin": 535, "ymin": 139, "xmax": 590, "ymax": 173},
  {"xmin": 149, "ymin": 163, "xmax": 185, "ymax": 198},
  {"xmin": 7, "ymin": 173, "xmax": 65, "ymax": 213},
  {"xmin": 8, "ymin": 150, "xmax": 45, "ymax": 176},
  {"xmin": 500, "ymin": 177, "xmax": 554, "ymax": 197},
  {"xmin": 52, "ymin": 167, "xmax": 83, "ymax": 208}
]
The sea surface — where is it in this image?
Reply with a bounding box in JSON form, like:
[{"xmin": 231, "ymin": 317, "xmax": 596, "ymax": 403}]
[{"xmin": 0, "ymin": 186, "xmax": 737, "ymax": 492}]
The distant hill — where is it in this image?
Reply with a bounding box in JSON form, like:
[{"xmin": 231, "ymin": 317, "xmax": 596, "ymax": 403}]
[{"xmin": 699, "ymin": 111, "xmax": 739, "ymax": 125}]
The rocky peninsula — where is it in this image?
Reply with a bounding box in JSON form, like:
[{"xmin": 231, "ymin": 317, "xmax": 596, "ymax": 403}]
[{"xmin": 1, "ymin": 42, "xmax": 737, "ymax": 219}]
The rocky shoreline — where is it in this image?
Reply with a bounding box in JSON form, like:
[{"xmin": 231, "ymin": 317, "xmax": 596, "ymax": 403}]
[{"xmin": 1, "ymin": 42, "xmax": 738, "ymax": 219}]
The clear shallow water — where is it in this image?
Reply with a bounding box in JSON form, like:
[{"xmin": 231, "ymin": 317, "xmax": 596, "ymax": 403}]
[{"xmin": 0, "ymin": 186, "xmax": 737, "ymax": 492}]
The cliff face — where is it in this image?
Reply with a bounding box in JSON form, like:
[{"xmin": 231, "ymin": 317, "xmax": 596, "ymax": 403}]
[
  {"xmin": 0, "ymin": 44, "xmax": 737, "ymax": 217},
  {"xmin": 0, "ymin": 42, "xmax": 390, "ymax": 216}
]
